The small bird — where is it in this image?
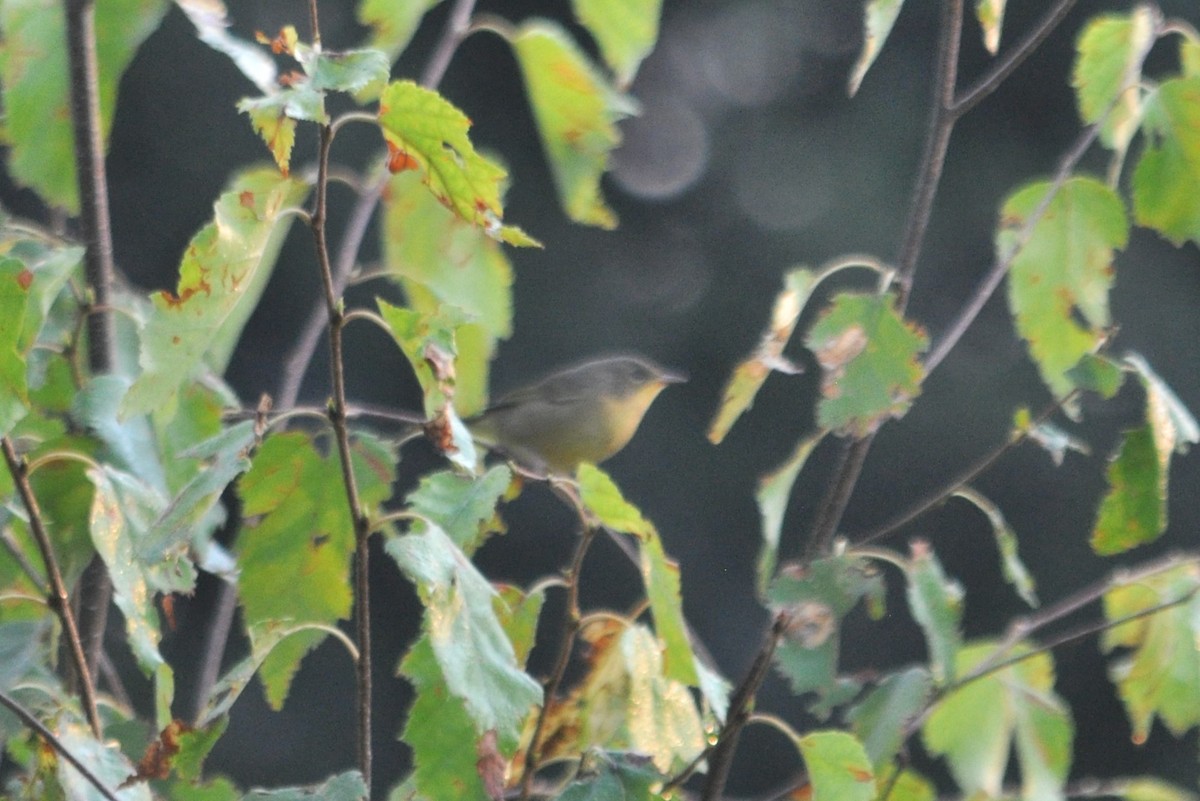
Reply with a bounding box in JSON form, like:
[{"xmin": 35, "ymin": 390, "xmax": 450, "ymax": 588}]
[{"xmin": 467, "ymin": 355, "xmax": 686, "ymax": 476}]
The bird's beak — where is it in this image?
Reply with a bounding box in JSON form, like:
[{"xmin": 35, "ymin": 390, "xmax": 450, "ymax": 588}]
[{"xmin": 659, "ymin": 368, "xmax": 688, "ymax": 385}]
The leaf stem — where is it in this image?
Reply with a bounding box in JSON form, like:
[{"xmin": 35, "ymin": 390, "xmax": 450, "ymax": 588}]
[
  {"xmin": 0, "ymin": 689, "xmax": 120, "ymax": 801},
  {"xmin": 1, "ymin": 437, "xmax": 101, "ymax": 736}
]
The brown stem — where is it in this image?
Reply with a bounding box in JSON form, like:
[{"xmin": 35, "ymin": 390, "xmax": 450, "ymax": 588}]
[
  {"xmin": 313, "ymin": 119, "xmax": 376, "ymax": 787},
  {"xmin": 0, "ymin": 689, "xmax": 119, "ymax": 801},
  {"xmin": 2, "ymin": 438, "xmax": 101, "ymax": 736},
  {"xmin": 64, "ymin": 0, "xmax": 116, "ymax": 695},
  {"xmin": 699, "ymin": 613, "xmax": 788, "ymax": 801}
]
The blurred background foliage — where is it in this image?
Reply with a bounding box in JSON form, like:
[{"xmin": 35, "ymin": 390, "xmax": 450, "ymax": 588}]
[{"xmin": 3, "ymin": 0, "xmax": 1199, "ymax": 795}]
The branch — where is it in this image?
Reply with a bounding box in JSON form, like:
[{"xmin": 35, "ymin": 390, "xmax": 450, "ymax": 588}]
[
  {"xmin": 2, "ymin": 438, "xmax": 101, "ymax": 736},
  {"xmin": 276, "ymin": 0, "xmax": 482, "ymax": 411},
  {"xmin": 922, "ymin": 121, "xmax": 1102, "ymax": 374},
  {"xmin": 951, "ymin": 0, "xmax": 1080, "ymax": 117},
  {"xmin": 852, "ymin": 391, "xmax": 1078, "ymax": 546},
  {"xmin": 519, "ymin": 485, "xmax": 600, "ymax": 800},
  {"xmin": 64, "ymin": 0, "xmax": 116, "ymax": 697},
  {"xmin": 0, "ymin": 689, "xmax": 120, "ymax": 801},
  {"xmin": 698, "ymin": 613, "xmax": 788, "ymax": 801}
]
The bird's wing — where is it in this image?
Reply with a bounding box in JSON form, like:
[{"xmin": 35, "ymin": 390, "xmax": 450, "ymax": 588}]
[{"xmin": 485, "ymin": 367, "xmax": 592, "ymax": 412}]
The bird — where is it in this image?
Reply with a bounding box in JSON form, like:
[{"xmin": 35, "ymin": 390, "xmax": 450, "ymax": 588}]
[{"xmin": 467, "ymin": 354, "xmax": 686, "ymax": 476}]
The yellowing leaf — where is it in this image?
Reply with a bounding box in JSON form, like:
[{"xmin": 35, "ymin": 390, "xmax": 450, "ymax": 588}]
[
  {"xmin": 848, "ymin": 0, "xmax": 904, "ymax": 97},
  {"xmin": 378, "ymin": 81, "xmax": 533, "ymax": 243},
  {"xmin": 122, "ymin": 169, "xmax": 308, "ymax": 420},
  {"xmin": 1001, "ymin": 176, "xmax": 1128, "ymax": 410},
  {"xmin": 358, "ymin": 0, "xmax": 441, "ymax": 62},
  {"xmin": 1071, "ymin": 7, "xmax": 1156, "ymax": 155},
  {"xmin": 1101, "ymin": 563, "xmax": 1200, "ymax": 740},
  {"xmin": 511, "ymin": 21, "xmax": 637, "ymax": 229},
  {"xmin": 755, "ymin": 431, "xmax": 824, "ymax": 594},
  {"xmin": 805, "ymin": 293, "xmax": 926, "ymax": 437},
  {"xmin": 1133, "ymin": 77, "xmax": 1200, "ymax": 246},
  {"xmin": 709, "ymin": 268, "xmax": 815, "ymax": 444},
  {"xmin": 571, "ymin": 0, "xmax": 663, "ymax": 87},
  {"xmin": 975, "ymin": 0, "xmax": 1006, "ymax": 55}
]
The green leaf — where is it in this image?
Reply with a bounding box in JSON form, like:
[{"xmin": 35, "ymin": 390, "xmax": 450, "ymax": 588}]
[
  {"xmin": 55, "ymin": 719, "xmax": 152, "ymax": 801},
  {"xmin": 577, "ymin": 463, "xmax": 655, "ymax": 537},
  {"xmin": 87, "ymin": 465, "xmax": 188, "ymax": 675},
  {"xmin": 0, "ymin": 259, "xmax": 32, "ymax": 435},
  {"xmin": 805, "ymin": 292, "xmax": 926, "ymax": 437},
  {"xmin": 797, "ymin": 731, "xmax": 875, "ymax": 801},
  {"xmin": 768, "ymin": 555, "xmax": 883, "ymax": 700},
  {"xmin": 640, "ymin": 530, "xmax": 698, "ymax": 686},
  {"xmin": 0, "ymin": 620, "xmax": 46, "ymax": 691},
  {"xmin": 755, "ymin": 431, "xmax": 824, "ymax": 595},
  {"xmin": 510, "ymin": 20, "xmax": 637, "ymax": 229},
  {"xmin": 571, "ymin": 0, "xmax": 663, "ymax": 87},
  {"xmin": 298, "ymin": 45, "xmax": 390, "ymax": 96},
  {"xmin": 1133, "ymin": 77, "xmax": 1200, "ymax": 246},
  {"xmin": 0, "ymin": 0, "xmax": 169, "ymax": 212},
  {"xmin": 240, "ymin": 771, "xmax": 366, "ymax": 801},
  {"xmin": 122, "ymin": 169, "xmax": 308, "ymax": 419},
  {"xmin": 848, "ymin": 0, "xmax": 904, "ymax": 96},
  {"xmin": 405, "ymin": 465, "xmax": 512, "ymax": 554},
  {"xmin": 1001, "ymin": 176, "xmax": 1128, "ymax": 409},
  {"xmin": 952, "ymin": 486, "xmax": 1038, "ymax": 606},
  {"xmin": 1091, "ymin": 355, "xmax": 1196, "ymax": 556},
  {"xmin": 1072, "ymin": 7, "xmax": 1155, "ymax": 154},
  {"xmin": 1101, "ymin": 562, "xmax": 1200, "ymax": 740},
  {"xmin": 708, "ymin": 268, "xmax": 815, "ymax": 444},
  {"xmin": 974, "ymin": 0, "xmax": 1006, "ymax": 55},
  {"xmin": 237, "ymin": 432, "xmax": 395, "ymax": 707},
  {"xmin": 398, "ymin": 636, "xmax": 500, "ymax": 801},
  {"xmin": 380, "ymin": 169, "xmax": 519, "ymax": 415},
  {"xmin": 174, "ymin": 718, "xmax": 229, "ymax": 783},
  {"xmin": 1066, "ymin": 353, "xmax": 1125, "ymax": 399},
  {"xmin": 386, "ymin": 523, "xmax": 542, "ymax": 740},
  {"xmin": 1183, "ymin": 36, "xmax": 1200, "ymax": 77},
  {"xmin": 1091, "ymin": 425, "xmax": 1164, "ymax": 555},
  {"xmin": 905, "ymin": 544, "xmax": 963, "ymax": 684},
  {"xmin": 378, "ymin": 80, "xmax": 534, "ymax": 243},
  {"xmin": 357, "ymin": 0, "xmax": 441, "ymax": 61},
  {"xmin": 846, "ymin": 667, "xmax": 933, "ymax": 770},
  {"xmin": 557, "ymin": 752, "xmax": 662, "ymax": 801},
  {"xmin": 923, "ymin": 642, "xmax": 1073, "ymax": 801},
  {"xmin": 376, "ymin": 298, "xmax": 466, "ymax": 416}
]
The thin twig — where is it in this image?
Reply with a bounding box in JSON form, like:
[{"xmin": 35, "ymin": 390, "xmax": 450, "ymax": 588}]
[
  {"xmin": 313, "ymin": 117, "xmax": 377, "ymax": 790},
  {"xmin": 519, "ymin": 497, "xmax": 600, "ymax": 800},
  {"xmin": 951, "ymin": 0, "xmax": 1080, "ymax": 117},
  {"xmin": 923, "ymin": 122, "xmax": 1102, "ymax": 374},
  {"xmin": 852, "ymin": 391, "xmax": 1078, "ymax": 546},
  {"xmin": 64, "ymin": 0, "xmax": 116, "ymax": 698},
  {"xmin": 2, "ymin": 438, "xmax": 101, "ymax": 736},
  {"xmin": 0, "ymin": 689, "xmax": 121, "ymax": 801}
]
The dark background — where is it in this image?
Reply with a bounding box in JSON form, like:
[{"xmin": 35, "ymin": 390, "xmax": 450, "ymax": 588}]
[{"xmin": 6, "ymin": 0, "xmax": 1200, "ymax": 796}]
